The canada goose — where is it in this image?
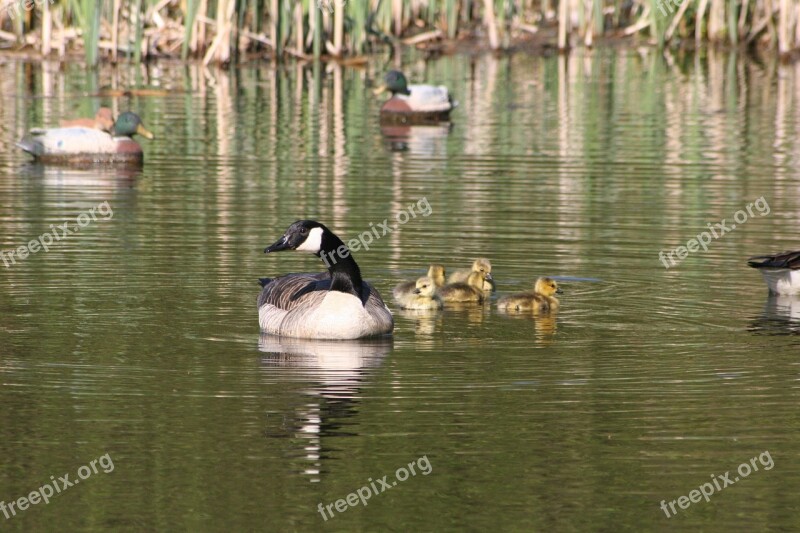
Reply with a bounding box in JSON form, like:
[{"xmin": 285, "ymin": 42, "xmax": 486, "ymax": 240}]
[
  {"xmin": 394, "ymin": 276, "xmax": 443, "ymax": 310},
  {"xmin": 393, "ymin": 264, "xmax": 446, "ymax": 297},
  {"xmin": 258, "ymin": 220, "xmax": 394, "ymax": 340},
  {"xmin": 748, "ymin": 250, "xmax": 800, "ymax": 295},
  {"xmin": 374, "ymin": 70, "xmax": 457, "ymax": 124},
  {"xmin": 448, "ymin": 258, "xmax": 495, "ymax": 292},
  {"xmin": 497, "ymin": 277, "xmax": 562, "ymax": 312},
  {"xmin": 438, "ymin": 271, "xmax": 486, "ymax": 303}
]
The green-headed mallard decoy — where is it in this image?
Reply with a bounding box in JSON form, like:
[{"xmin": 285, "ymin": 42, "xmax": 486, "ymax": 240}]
[
  {"xmin": 17, "ymin": 111, "xmax": 155, "ymax": 165},
  {"xmin": 374, "ymin": 70, "xmax": 457, "ymax": 124}
]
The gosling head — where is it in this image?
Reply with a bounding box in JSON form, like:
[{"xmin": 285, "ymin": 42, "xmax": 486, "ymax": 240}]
[
  {"xmin": 427, "ymin": 264, "xmax": 446, "ymax": 287},
  {"xmin": 265, "ymin": 220, "xmax": 330, "ymax": 255},
  {"xmin": 413, "ymin": 277, "xmax": 436, "ymax": 298},
  {"xmin": 472, "ymin": 258, "xmax": 493, "ymax": 283},
  {"xmin": 535, "ymin": 277, "xmax": 562, "ymax": 297}
]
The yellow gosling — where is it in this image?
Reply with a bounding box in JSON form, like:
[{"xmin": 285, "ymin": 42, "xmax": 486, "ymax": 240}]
[
  {"xmin": 394, "ymin": 276, "xmax": 443, "ymax": 310},
  {"xmin": 438, "ymin": 271, "xmax": 486, "ymax": 303},
  {"xmin": 448, "ymin": 258, "xmax": 495, "ymax": 292},
  {"xmin": 427, "ymin": 264, "xmax": 446, "ymax": 288},
  {"xmin": 497, "ymin": 277, "xmax": 562, "ymax": 312},
  {"xmin": 394, "ymin": 264, "xmax": 446, "ymax": 297}
]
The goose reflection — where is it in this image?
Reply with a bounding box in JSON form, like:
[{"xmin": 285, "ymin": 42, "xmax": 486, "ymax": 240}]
[
  {"xmin": 380, "ymin": 122, "xmax": 452, "ymax": 154},
  {"xmin": 749, "ymin": 294, "xmax": 800, "ymax": 335},
  {"xmin": 257, "ymin": 334, "xmax": 392, "ymax": 481}
]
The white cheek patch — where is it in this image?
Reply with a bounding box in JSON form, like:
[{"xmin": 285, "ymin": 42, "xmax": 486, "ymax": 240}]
[{"xmin": 295, "ymin": 226, "xmax": 323, "ymax": 253}]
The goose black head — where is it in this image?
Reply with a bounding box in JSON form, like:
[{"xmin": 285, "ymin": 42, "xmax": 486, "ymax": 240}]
[
  {"xmin": 265, "ymin": 220, "xmax": 365, "ymax": 298},
  {"xmin": 265, "ymin": 220, "xmax": 330, "ymax": 255}
]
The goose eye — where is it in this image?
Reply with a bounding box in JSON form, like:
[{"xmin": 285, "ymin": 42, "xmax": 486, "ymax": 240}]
[{"xmin": 300, "ymin": 228, "xmax": 307, "ymax": 235}]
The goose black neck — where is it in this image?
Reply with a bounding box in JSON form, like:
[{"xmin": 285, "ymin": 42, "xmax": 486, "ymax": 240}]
[{"xmin": 318, "ymin": 230, "xmax": 364, "ymax": 297}]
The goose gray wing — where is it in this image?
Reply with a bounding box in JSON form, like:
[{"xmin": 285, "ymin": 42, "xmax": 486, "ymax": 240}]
[
  {"xmin": 362, "ymin": 282, "xmax": 393, "ymax": 316},
  {"xmin": 258, "ymin": 272, "xmax": 393, "ymax": 339},
  {"xmin": 257, "ymin": 272, "xmax": 329, "ymax": 310},
  {"xmin": 748, "ymin": 251, "xmax": 800, "ymax": 269}
]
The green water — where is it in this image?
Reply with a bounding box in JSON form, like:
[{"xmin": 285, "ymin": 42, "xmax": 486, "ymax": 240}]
[{"xmin": 1, "ymin": 49, "xmax": 799, "ymax": 531}]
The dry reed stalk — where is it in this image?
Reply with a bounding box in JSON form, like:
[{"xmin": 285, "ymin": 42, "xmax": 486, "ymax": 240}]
[
  {"xmin": 42, "ymin": 0, "xmax": 51, "ymax": 55},
  {"xmin": 708, "ymin": 0, "xmax": 725, "ymax": 41},
  {"xmin": 484, "ymin": 0, "xmax": 501, "ymax": 49},
  {"xmin": 558, "ymin": 0, "xmax": 570, "ymax": 49},
  {"xmin": 333, "ymin": 0, "xmax": 344, "ymax": 56},
  {"xmin": 778, "ymin": 0, "xmax": 790, "ymax": 54},
  {"xmin": 393, "ymin": 0, "xmax": 403, "ymax": 36},
  {"xmin": 111, "ymin": 0, "xmax": 120, "ymax": 62},
  {"xmin": 401, "ymin": 29, "xmax": 442, "ymax": 45},
  {"xmin": 696, "ymin": 0, "xmax": 709, "ymax": 42},
  {"xmin": 294, "ymin": 1, "xmax": 303, "ymax": 56},
  {"xmin": 739, "ymin": 0, "xmax": 750, "ymax": 33},
  {"xmin": 665, "ymin": 0, "xmax": 693, "ymax": 42},
  {"xmin": 270, "ymin": 0, "xmax": 280, "ymax": 57}
]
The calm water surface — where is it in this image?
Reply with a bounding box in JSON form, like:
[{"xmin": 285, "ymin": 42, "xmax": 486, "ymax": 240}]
[{"xmin": 1, "ymin": 49, "xmax": 800, "ymax": 531}]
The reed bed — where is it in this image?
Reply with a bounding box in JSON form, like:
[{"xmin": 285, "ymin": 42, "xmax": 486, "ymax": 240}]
[{"xmin": 0, "ymin": 0, "xmax": 799, "ymax": 65}]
